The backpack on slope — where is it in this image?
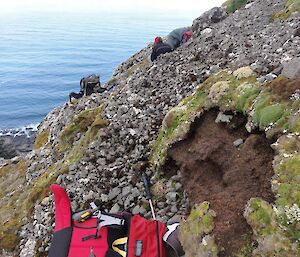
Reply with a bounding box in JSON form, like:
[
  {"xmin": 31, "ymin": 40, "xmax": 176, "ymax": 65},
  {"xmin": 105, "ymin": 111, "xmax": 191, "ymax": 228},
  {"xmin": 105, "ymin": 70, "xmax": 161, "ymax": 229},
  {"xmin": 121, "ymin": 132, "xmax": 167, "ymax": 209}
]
[
  {"xmin": 48, "ymin": 184, "xmax": 183, "ymax": 257},
  {"xmin": 69, "ymin": 74, "xmax": 105, "ymax": 102},
  {"xmin": 80, "ymin": 74, "xmax": 101, "ymax": 96}
]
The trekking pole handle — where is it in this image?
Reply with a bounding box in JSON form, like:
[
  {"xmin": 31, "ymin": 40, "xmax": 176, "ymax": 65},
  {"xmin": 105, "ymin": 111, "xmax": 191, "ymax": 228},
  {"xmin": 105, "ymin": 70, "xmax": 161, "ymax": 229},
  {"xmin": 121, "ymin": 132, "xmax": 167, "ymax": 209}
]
[{"xmin": 142, "ymin": 173, "xmax": 152, "ymax": 200}]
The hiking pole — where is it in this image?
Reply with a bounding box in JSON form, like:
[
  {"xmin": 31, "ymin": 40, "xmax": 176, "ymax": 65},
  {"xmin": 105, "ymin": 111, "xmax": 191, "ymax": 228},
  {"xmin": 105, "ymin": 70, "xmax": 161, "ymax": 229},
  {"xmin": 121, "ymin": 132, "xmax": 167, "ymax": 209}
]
[
  {"xmin": 142, "ymin": 172, "xmax": 162, "ymax": 257},
  {"xmin": 142, "ymin": 172, "xmax": 156, "ymax": 220}
]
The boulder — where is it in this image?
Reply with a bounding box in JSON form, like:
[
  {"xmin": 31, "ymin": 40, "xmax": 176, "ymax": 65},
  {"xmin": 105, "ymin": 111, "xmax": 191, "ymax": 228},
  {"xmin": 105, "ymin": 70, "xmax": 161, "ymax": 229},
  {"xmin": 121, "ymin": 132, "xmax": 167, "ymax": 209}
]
[
  {"xmin": 192, "ymin": 7, "xmax": 228, "ymax": 37},
  {"xmin": 282, "ymin": 57, "xmax": 300, "ymax": 79}
]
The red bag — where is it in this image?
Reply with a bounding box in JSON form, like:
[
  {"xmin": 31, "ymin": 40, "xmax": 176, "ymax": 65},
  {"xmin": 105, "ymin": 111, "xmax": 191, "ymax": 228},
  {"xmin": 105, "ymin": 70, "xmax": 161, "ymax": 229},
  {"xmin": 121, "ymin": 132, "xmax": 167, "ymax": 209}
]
[{"xmin": 48, "ymin": 184, "xmax": 166, "ymax": 257}]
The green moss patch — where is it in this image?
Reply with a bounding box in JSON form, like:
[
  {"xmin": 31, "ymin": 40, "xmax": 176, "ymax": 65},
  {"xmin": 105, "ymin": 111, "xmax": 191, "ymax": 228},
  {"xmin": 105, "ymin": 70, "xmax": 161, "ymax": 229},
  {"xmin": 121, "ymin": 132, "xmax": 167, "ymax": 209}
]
[
  {"xmin": 34, "ymin": 129, "xmax": 50, "ymax": 149},
  {"xmin": 245, "ymin": 198, "xmax": 299, "ymax": 255},
  {"xmin": 0, "ymin": 160, "xmax": 71, "ymax": 251},
  {"xmin": 0, "ymin": 160, "xmax": 28, "ymax": 250},
  {"xmin": 151, "ymin": 89, "xmax": 206, "ymax": 166},
  {"xmin": 255, "ymin": 103, "xmax": 286, "ymax": 127},
  {"xmin": 126, "ymin": 58, "xmax": 150, "ymax": 77},
  {"xmin": 223, "ymin": 0, "xmax": 248, "ymax": 13},
  {"xmin": 272, "ymin": 0, "xmax": 300, "ymax": 20},
  {"xmin": 179, "ymin": 202, "xmax": 218, "ymax": 257},
  {"xmin": 59, "ymin": 106, "xmax": 107, "ymax": 152}
]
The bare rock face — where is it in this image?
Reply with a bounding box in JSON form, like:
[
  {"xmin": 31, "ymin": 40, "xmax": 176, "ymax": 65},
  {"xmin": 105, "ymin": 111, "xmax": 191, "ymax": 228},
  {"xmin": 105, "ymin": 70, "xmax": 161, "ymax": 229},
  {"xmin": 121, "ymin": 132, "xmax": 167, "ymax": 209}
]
[
  {"xmin": 192, "ymin": 7, "xmax": 228, "ymax": 37},
  {"xmin": 0, "ymin": 134, "xmax": 35, "ymax": 159},
  {"xmin": 282, "ymin": 57, "xmax": 300, "ymax": 79}
]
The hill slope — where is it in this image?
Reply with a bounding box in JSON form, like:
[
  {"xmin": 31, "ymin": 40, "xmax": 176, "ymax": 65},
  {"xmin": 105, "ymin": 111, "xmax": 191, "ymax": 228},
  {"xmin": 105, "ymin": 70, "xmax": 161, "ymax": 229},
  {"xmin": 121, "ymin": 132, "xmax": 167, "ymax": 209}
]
[{"xmin": 1, "ymin": 0, "xmax": 300, "ymax": 256}]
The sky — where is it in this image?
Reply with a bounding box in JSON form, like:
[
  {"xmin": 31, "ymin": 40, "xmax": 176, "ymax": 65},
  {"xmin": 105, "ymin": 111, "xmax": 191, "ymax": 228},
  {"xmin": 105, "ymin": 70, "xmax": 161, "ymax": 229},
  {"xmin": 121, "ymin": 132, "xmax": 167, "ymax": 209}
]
[{"xmin": 0, "ymin": 0, "xmax": 225, "ymax": 15}]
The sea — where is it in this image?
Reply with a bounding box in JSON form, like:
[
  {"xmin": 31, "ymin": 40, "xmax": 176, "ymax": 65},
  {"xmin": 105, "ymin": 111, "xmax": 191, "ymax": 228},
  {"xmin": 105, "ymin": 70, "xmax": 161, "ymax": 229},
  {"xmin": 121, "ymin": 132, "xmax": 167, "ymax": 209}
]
[{"xmin": 0, "ymin": 10, "xmax": 195, "ymax": 136}]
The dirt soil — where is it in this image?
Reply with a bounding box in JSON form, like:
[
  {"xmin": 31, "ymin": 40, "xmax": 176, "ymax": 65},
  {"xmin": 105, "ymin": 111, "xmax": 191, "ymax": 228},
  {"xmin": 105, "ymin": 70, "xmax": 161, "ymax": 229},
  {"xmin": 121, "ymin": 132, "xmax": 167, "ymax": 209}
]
[{"xmin": 166, "ymin": 109, "xmax": 275, "ymax": 256}]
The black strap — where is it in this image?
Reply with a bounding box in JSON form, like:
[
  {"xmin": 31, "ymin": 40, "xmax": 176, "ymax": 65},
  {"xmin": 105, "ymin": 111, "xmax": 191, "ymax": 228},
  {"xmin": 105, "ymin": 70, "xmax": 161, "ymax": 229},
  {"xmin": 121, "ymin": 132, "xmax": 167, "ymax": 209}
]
[{"xmin": 156, "ymin": 221, "xmax": 161, "ymax": 257}]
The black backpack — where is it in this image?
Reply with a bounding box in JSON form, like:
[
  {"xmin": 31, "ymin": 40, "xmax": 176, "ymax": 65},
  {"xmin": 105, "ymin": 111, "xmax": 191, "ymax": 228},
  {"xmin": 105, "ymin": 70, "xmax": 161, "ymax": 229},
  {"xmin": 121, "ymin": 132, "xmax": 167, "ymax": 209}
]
[{"xmin": 80, "ymin": 74, "xmax": 101, "ymax": 96}]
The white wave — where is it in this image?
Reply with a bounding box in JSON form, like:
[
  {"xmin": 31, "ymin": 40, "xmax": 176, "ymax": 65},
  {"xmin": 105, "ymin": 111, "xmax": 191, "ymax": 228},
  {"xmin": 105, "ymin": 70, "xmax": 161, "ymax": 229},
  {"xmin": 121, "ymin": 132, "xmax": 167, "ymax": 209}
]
[{"xmin": 0, "ymin": 123, "xmax": 40, "ymax": 138}]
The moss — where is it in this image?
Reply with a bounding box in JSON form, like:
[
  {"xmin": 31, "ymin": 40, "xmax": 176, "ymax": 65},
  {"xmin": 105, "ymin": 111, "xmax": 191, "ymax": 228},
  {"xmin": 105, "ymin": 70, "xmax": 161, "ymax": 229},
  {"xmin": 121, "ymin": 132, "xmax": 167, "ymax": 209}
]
[
  {"xmin": 107, "ymin": 76, "xmax": 117, "ymax": 86},
  {"xmin": 0, "ymin": 160, "xmax": 28, "ymax": 250},
  {"xmin": 236, "ymin": 87, "xmax": 260, "ymax": 113},
  {"xmin": 59, "ymin": 106, "xmax": 107, "ymax": 151},
  {"xmin": 0, "ymin": 159, "xmax": 72, "ymax": 251},
  {"xmin": 0, "ymin": 233, "xmax": 20, "ymax": 251},
  {"xmin": 223, "ymin": 0, "xmax": 248, "ymax": 13},
  {"xmin": 275, "ymin": 154, "xmax": 300, "ymax": 207},
  {"xmin": 34, "ymin": 129, "xmax": 50, "ymax": 149},
  {"xmin": 272, "ymin": 0, "xmax": 300, "ymax": 20},
  {"xmin": 126, "ymin": 58, "xmax": 150, "ymax": 77},
  {"xmin": 246, "ymin": 198, "xmax": 278, "ymax": 236},
  {"xmin": 151, "ymin": 89, "xmax": 206, "ymax": 166},
  {"xmin": 258, "ymin": 103, "xmax": 286, "ymax": 127},
  {"xmin": 181, "ymin": 202, "xmax": 214, "ymax": 235},
  {"xmin": 179, "ymin": 202, "xmax": 218, "ymax": 256},
  {"xmin": 203, "ymin": 70, "xmax": 258, "ymax": 111}
]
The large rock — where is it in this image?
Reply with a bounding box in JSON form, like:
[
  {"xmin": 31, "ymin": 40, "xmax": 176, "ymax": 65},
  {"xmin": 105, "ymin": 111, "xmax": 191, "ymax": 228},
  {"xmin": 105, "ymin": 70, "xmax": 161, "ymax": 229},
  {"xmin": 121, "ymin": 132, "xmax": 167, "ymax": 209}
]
[
  {"xmin": 192, "ymin": 7, "xmax": 228, "ymax": 37},
  {"xmin": 282, "ymin": 57, "xmax": 300, "ymax": 79}
]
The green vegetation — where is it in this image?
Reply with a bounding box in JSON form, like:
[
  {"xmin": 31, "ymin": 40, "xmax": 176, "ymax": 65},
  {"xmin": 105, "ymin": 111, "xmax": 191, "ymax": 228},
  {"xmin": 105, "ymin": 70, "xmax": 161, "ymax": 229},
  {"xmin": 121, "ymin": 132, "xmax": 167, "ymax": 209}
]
[
  {"xmin": 151, "ymin": 89, "xmax": 206, "ymax": 166},
  {"xmin": 152, "ymin": 68, "xmax": 300, "ymax": 166},
  {"xmin": 179, "ymin": 202, "xmax": 218, "ymax": 257},
  {"xmin": 272, "ymin": 0, "xmax": 300, "ymax": 20},
  {"xmin": 0, "ymin": 160, "xmax": 28, "ymax": 250},
  {"xmin": 59, "ymin": 106, "xmax": 107, "ymax": 152},
  {"xmin": 223, "ymin": 0, "xmax": 248, "ymax": 13},
  {"xmin": 126, "ymin": 58, "xmax": 150, "ymax": 77},
  {"xmin": 234, "ymin": 239, "xmax": 256, "ymax": 257},
  {"xmin": 245, "ymin": 198, "xmax": 299, "ymax": 255},
  {"xmin": 34, "ymin": 129, "xmax": 50, "ymax": 149},
  {"xmin": 0, "ymin": 160, "xmax": 70, "ymax": 251},
  {"xmin": 255, "ymin": 103, "xmax": 286, "ymax": 127}
]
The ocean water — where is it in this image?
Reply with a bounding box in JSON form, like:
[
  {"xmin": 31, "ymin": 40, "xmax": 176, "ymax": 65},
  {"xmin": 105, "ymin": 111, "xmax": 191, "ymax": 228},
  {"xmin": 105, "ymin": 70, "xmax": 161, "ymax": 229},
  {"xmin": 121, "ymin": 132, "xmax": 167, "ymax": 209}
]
[{"xmin": 0, "ymin": 11, "xmax": 194, "ymax": 133}]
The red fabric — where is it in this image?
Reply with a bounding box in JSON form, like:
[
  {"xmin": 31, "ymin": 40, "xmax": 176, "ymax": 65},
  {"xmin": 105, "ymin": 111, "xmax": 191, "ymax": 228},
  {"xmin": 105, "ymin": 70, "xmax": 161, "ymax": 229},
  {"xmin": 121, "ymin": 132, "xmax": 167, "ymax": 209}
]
[
  {"xmin": 154, "ymin": 37, "xmax": 160, "ymax": 43},
  {"xmin": 68, "ymin": 218, "xmax": 109, "ymax": 257},
  {"xmin": 50, "ymin": 184, "xmax": 72, "ymax": 231},
  {"xmin": 127, "ymin": 215, "xmax": 166, "ymax": 257}
]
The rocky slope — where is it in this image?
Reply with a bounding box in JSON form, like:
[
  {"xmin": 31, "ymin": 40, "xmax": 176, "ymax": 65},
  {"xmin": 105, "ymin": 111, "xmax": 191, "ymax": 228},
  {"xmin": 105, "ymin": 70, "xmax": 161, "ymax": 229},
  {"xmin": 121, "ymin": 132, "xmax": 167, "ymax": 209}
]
[{"xmin": 1, "ymin": 0, "xmax": 300, "ymax": 256}]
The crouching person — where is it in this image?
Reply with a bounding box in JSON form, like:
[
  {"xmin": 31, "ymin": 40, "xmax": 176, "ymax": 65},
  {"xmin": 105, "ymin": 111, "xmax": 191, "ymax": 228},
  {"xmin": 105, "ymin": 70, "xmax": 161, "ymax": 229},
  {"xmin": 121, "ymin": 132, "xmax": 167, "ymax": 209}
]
[{"xmin": 151, "ymin": 37, "xmax": 173, "ymax": 61}]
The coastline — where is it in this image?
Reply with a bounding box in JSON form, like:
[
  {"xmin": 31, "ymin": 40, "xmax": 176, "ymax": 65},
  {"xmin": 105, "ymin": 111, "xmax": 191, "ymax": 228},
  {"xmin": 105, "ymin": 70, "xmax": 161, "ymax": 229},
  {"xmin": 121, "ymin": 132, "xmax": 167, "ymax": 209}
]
[{"xmin": 0, "ymin": 125, "xmax": 37, "ymax": 159}]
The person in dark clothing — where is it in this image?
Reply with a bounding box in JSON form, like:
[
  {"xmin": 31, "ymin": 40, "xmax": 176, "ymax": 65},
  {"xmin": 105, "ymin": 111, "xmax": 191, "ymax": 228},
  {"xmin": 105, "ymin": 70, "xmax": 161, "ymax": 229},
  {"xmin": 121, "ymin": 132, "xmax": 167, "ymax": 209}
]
[{"xmin": 150, "ymin": 37, "xmax": 173, "ymax": 61}]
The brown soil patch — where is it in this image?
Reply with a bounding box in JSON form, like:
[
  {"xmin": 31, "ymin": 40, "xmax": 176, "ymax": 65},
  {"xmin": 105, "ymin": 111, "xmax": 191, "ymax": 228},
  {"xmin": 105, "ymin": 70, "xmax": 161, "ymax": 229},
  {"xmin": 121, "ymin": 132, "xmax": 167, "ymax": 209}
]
[
  {"xmin": 166, "ymin": 110, "xmax": 275, "ymax": 256},
  {"xmin": 267, "ymin": 77, "xmax": 300, "ymax": 100}
]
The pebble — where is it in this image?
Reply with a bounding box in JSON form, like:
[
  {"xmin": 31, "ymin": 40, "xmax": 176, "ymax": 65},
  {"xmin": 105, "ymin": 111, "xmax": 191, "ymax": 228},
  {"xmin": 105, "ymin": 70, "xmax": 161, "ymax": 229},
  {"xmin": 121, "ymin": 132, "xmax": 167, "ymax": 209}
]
[
  {"xmin": 233, "ymin": 138, "xmax": 244, "ymax": 147},
  {"xmin": 110, "ymin": 203, "xmax": 120, "ymax": 213},
  {"xmin": 215, "ymin": 112, "xmax": 233, "ymax": 123},
  {"xmin": 108, "ymin": 187, "xmax": 121, "ymax": 201}
]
